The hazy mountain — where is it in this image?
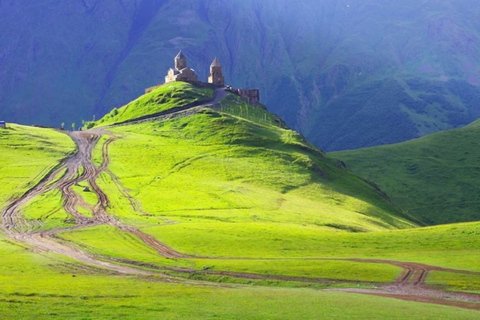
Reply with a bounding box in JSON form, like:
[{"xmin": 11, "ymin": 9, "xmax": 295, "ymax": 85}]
[{"xmin": 1, "ymin": 0, "xmax": 480, "ymax": 150}]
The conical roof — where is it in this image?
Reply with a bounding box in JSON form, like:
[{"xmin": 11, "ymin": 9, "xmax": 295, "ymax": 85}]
[
  {"xmin": 175, "ymin": 50, "xmax": 186, "ymax": 60},
  {"xmin": 211, "ymin": 57, "xmax": 221, "ymax": 67}
]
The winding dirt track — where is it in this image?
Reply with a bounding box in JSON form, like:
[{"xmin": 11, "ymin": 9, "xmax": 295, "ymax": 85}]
[
  {"xmin": 331, "ymin": 259, "xmax": 480, "ymax": 310},
  {"xmin": 2, "ymin": 130, "xmax": 166, "ymax": 275},
  {"xmin": 1, "ymin": 93, "xmax": 480, "ymax": 310}
]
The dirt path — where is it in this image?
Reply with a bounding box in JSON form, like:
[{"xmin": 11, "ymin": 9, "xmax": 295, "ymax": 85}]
[
  {"xmin": 1, "ymin": 98, "xmax": 480, "ymax": 310},
  {"xmin": 330, "ymin": 258, "xmax": 480, "ymax": 310},
  {"xmin": 1, "ymin": 128, "xmax": 185, "ymax": 270},
  {"xmin": 2, "ymin": 88, "xmax": 230, "ymax": 263}
]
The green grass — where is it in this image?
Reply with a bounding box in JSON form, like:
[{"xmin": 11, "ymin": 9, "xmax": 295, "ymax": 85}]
[
  {"xmin": 0, "ymin": 235, "xmax": 478, "ymax": 319},
  {"xmin": 82, "ymin": 102, "xmax": 480, "ymax": 285},
  {"xmin": 190, "ymin": 258, "xmax": 401, "ymax": 283},
  {"xmin": 143, "ymin": 220, "xmax": 480, "ymax": 272},
  {"xmin": 21, "ymin": 189, "xmax": 74, "ymax": 231},
  {"xmin": 106, "ymin": 110, "xmax": 412, "ymax": 230},
  {"xmin": 91, "ymin": 82, "xmax": 214, "ymax": 127},
  {"xmin": 58, "ymin": 212, "xmax": 480, "ymax": 284},
  {"xmin": 0, "ymin": 124, "xmax": 75, "ymax": 206},
  {"xmin": 86, "ymin": 108, "xmax": 422, "ymax": 282},
  {"xmin": 45, "ymin": 168, "xmax": 67, "ymax": 188},
  {"xmin": 218, "ymin": 94, "xmax": 285, "ymax": 128},
  {"xmin": 57, "ymin": 225, "xmax": 183, "ymax": 267},
  {"xmin": 332, "ymin": 120, "xmax": 480, "ymax": 224},
  {"xmin": 2, "ymin": 90, "xmax": 480, "ymax": 317},
  {"xmin": 95, "ymin": 171, "xmax": 166, "ymax": 226},
  {"xmin": 92, "ymin": 135, "xmax": 110, "ymax": 167},
  {"xmin": 76, "ymin": 205, "xmax": 93, "ymax": 218},
  {"xmin": 427, "ymin": 271, "xmax": 480, "ymax": 294},
  {"xmin": 63, "ymin": 102, "xmax": 450, "ymax": 287},
  {"xmin": 72, "ymin": 184, "xmax": 98, "ymax": 207}
]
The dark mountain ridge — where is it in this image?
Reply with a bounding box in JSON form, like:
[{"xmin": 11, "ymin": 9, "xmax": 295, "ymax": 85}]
[{"xmin": 1, "ymin": 0, "xmax": 480, "ymax": 150}]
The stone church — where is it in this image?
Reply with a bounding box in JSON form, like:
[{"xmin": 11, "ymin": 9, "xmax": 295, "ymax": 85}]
[
  {"xmin": 147, "ymin": 51, "xmax": 259, "ymax": 103},
  {"xmin": 165, "ymin": 51, "xmax": 224, "ymax": 87}
]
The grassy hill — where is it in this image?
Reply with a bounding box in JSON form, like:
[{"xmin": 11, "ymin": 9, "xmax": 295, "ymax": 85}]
[
  {"xmin": 91, "ymin": 82, "xmax": 214, "ymax": 127},
  {"xmin": 91, "ymin": 82, "xmax": 413, "ymax": 233},
  {"xmin": 332, "ymin": 118, "xmax": 480, "ymax": 225},
  {"xmin": 1, "ymin": 85, "xmax": 480, "ymax": 317}
]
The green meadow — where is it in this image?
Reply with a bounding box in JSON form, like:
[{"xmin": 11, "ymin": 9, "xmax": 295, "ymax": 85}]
[
  {"xmin": 0, "ymin": 235, "xmax": 478, "ymax": 319},
  {"xmin": 428, "ymin": 271, "xmax": 480, "ymax": 294},
  {"xmin": 0, "ymin": 124, "xmax": 75, "ymax": 205},
  {"xmin": 89, "ymin": 87, "xmax": 478, "ymax": 288},
  {"xmin": 142, "ymin": 221, "xmax": 480, "ymax": 271},
  {"xmin": 1, "ymin": 83, "xmax": 479, "ymax": 318},
  {"xmin": 21, "ymin": 189, "xmax": 73, "ymax": 231},
  {"xmin": 105, "ymin": 110, "xmax": 412, "ymax": 231},
  {"xmin": 72, "ymin": 184, "xmax": 99, "ymax": 207}
]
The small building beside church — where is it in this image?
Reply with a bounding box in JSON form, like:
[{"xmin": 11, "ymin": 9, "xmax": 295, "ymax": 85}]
[{"xmin": 236, "ymin": 89, "xmax": 260, "ymax": 104}]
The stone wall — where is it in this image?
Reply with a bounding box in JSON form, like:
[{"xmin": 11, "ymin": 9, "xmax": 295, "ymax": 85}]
[{"xmin": 237, "ymin": 89, "xmax": 260, "ymax": 104}]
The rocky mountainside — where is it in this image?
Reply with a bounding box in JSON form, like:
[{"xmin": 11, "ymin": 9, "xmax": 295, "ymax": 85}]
[{"xmin": 1, "ymin": 0, "xmax": 480, "ymax": 150}]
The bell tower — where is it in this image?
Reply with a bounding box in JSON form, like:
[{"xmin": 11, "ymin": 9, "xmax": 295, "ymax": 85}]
[
  {"xmin": 175, "ymin": 50, "xmax": 187, "ymax": 70},
  {"xmin": 208, "ymin": 57, "xmax": 225, "ymax": 86}
]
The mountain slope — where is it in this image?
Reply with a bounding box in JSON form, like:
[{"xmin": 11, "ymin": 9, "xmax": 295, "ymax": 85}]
[
  {"xmin": 2, "ymin": 0, "xmax": 480, "ymax": 150},
  {"xmin": 332, "ymin": 118, "xmax": 480, "ymax": 225}
]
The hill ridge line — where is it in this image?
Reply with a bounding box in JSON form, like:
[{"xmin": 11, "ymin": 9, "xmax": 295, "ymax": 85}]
[{"xmin": 101, "ymin": 87, "xmax": 228, "ymax": 128}]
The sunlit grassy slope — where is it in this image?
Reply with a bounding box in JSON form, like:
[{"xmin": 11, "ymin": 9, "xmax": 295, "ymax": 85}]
[
  {"xmin": 1, "ymin": 87, "xmax": 480, "ymax": 318},
  {"xmin": 74, "ymin": 91, "xmax": 480, "ymax": 293},
  {"xmin": 0, "ymin": 124, "xmax": 75, "ymax": 206},
  {"xmin": 104, "ymin": 108, "xmax": 414, "ymax": 236},
  {"xmin": 91, "ymin": 82, "xmax": 214, "ymax": 127},
  {"xmin": 332, "ymin": 119, "xmax": 480, "ymax": 225}
]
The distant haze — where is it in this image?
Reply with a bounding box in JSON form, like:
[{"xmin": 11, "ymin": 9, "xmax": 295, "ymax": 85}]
[{"xmin": 1, "ymin": 0, "xmax": 480, "ymax": 150}]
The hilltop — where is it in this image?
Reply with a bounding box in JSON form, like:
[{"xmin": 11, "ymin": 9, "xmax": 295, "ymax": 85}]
[
  {"xmin": 332, "ymin": 117, "xmax": 480, "ymax": 225},
  {"xmin": 1, "ymin": 83, "xmax": 479, "ymax": 317},
  {"xmin": 2, "ymin": 0, "xmax": 480, "ymax": 151},
  {"xmin": 89, "ymin": 82, "xmax": 216, "ymax": 127},
  {"xmin": 88, "ymin": 81, "xmax": 411, "ymax": 232}
]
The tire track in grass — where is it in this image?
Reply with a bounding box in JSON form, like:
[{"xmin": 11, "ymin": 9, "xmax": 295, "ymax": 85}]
[
  {"xmin": 1, "ymin": 130, "xmax": 174, "ymax": 275},
  {"xmin": 90, "ymin": 128, "xmax": 480, "ymax": 309},
  {"xmin": 2, "ymin": 92, "xmax": 231, "ymax": 272},
  {"xmin": 327, "ymin": 260, "xmax": 480, "ymax": 309},
  {"xmin": 2, "ymin": 106, "xmax": 480, "ymax": 310}
]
